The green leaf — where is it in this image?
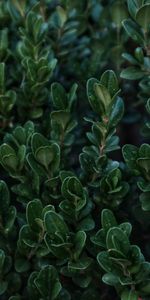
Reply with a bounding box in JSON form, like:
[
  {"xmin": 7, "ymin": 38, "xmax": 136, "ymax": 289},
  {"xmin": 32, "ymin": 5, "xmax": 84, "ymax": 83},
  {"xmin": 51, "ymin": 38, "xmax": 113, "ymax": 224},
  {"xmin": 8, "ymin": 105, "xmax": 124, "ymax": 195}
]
[
  {"xmin": 73, "ymin": 231, "xmax": 86, "ymax": 260},
  {"xmin": 27, "ymin": 153, "xmax": 47, "ymax": 178},
  {"xmin": 31, "ymin": 133, "xmax": 60, "ymax": 172},
  {"xmin": 42, "ymin": 205, "xmax": 55, "ymax": 218},
  {"xmin": 29, "ymin": 108, "xmax": 43, "ymax": 119},
  {"xmin": 102, "ymin": 273, "xmax": 119, "ymax": 286},
  {"xmin": 122, "ymin": 19, "xmax": 144, "ymax": 43},
  {"xmin": 51, "ymin": 111, "xmax": 70, "ymax": 130},
  {"xmin": 135, "ymin": 262, "xmax": 150, "ymax": 282},
  {"xmin": 109, "ymin": 97, "xmax": 124, "ymax": 127},
  {"xmin": 108, "ymin": 249, "xmax": 126, "ymax": 259},
  {"xmin": 106, "ymin": 227, "xmax": 130, "ymax": 255},
  {"xmin": 56, "ymin": 6, "xmax": 67, "ymax": 28},
  {"xmin": 31, "ymin": 133, "xmax": 49, "ymax": 155},
  {"xmin": 135, "ymin": 47, "xmax": 144, "ymax": 63},
  {"xmin": 51, "ymin": 83, "xmax": 68, "ymax": 110},
  {"xmin": 77, "ymin": 217, "xmax": 95, "ymax": 231},
  {"xmin": 140, "ymin": 192, "xmax": 150, "ymax": 211},
  {"xmin": 94, "ymin": 83, "xmax": 111, "ymax": 113},
  {"xmin": 130, "ymin": 245, "xmax": 143, "ymax": 264},
  {"xmin": 121, "ymin": 289, "xmax": 139, "ymax": 300},
  {"xmin": 72, "ymin": 274, "xmax": 91, "ymax": 288},
  {"xmin": 18, "ymin": 145, "xmax": 26, "ymax": 170},
  {"xmin": 0, "ymin": 180, "xmax": 10, "ymax": 213},
  {"xmin": 91, "ymin": 229, "xmax": 106, "ymax": 247},
  {"xmin": 137, "ymin": 157, "xmax": 150, "ymax": 173},
  {"xmin": 45, "ymin": 234, "xmax": 71, "ymax": 259},
  {"xmin": 8, "ymin": 0, "xmax": 26, "ymax": 18},
  {"xmin": 35, "ymin": 146, "xmax": 55, "ymax": 169},
  {"xmin": 146, "ymin": 98, "xmax": 150, "ymax": 114},
  {"xmin": 26, "ymin": 199, "xmax": 43, "ymax": 232},
  {"xmin": 34, "ymin": 266, "xmax": 62, "ymax": 300},
  {"xmin": 44, "ymin": 211, "xmax": 69, "ymax": 240},
  {"xmin": 111, "ymin": 2, "xmax": 128, "ymax": 27},
  {"xmin": 119, "ymin": 222, "xmax": 132, "ymax": 237},
  {"xmin": 68, "ymin": 83, "xmax": 78, "ymax": 109},
  {"xmin": 19, "ymin": 225, "xmax": 38, "ymax": 247},
  {"xmin": 138, "ymin": 180, "xmax": 150, "ymax": 192},
  {"xmin": 97, "ymin": 251, "xmax": 113, "ymax": 273},
  {"xmin": 0, "ymin": 144, "xmax": 18, "ymax": 171},
  {"xmin": 136, "ymin": 4, "xmax": 150, "ymax": 31},
  {"xmin": 87, "ymin": 77, "xmax": 104, "ymax": 115},
  {"xmin": 101, "ymin": 209, "xmax": 117, "ymax": 233},
  {"xmin": 68, "ymin": 257, "xmax": 92, "ymax": 271},
  {"xmin": 122, "ymin": 52, "xmax": 139, "ymax": 65},
  {"xmin": 27, "ymin": 271, "xmax": 40, "ymax": 299},
  {"xmin": 100, "ymin": 70, "xmax": 119, "ymax": 98},
  {"xmin": 5, "ymin": 206, "xmax": 16, "ymax": 233},
  {"xmin": 139, "ymin": 143, "xmax": 150, "ymax": 157},
  {"xmin": 61, "ymin": 176, "xmax": 86, "ymax": 211},
  {"xmin": 127, "ymin": 0, "xmax": 140, "ymax": 19},
  {"xmin": 122, "ymin": 144, "xmax": 138, "ymax": 172},
  {"xmin": 15, "ymin": 257, "xmax": 30, "ymax": 273},
  {"xmin": 120, "ymin": 67, "xmax": 145, "ymax": 80}
]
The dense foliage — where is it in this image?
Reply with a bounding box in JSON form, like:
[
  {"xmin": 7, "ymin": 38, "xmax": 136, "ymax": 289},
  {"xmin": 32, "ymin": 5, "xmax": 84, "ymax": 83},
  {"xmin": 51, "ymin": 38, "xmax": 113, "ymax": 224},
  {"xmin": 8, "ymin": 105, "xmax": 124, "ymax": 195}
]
[{"xmin": 0, "ymin": 0, "xmax": 150, "ymax": 299}]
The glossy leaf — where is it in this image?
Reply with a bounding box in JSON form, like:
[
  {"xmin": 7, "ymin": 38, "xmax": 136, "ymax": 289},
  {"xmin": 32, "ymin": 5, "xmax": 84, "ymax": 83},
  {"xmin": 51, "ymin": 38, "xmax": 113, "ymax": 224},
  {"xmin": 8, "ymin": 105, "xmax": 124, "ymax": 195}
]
[
  {"xmin": 34, "ymin": 266, "xmax": 62, "ymax": 300},
  {"xmin": 136, "ymin": 4, "xmax": 150, "ymax": 30}
]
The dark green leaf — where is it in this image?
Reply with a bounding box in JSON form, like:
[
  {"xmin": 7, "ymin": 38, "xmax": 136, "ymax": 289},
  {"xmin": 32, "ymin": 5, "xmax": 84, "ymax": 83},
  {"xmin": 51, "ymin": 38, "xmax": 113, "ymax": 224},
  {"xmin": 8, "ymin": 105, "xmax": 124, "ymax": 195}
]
[
  {"xmin": 120, "ymin": 67, "xmax": 145, "ymax": 80},
  {"xmin": 100, "ymin": 70, "xmax": 119, "ymax": 97},
  {"xmin": 101, "ymin": 209, "xmax": 117, "ymax": 233},
  {"xmin": 44, "ymin": 211, "xmax": 69, "ymax": 239},
  {"xmin": 34, "ymin": 266, "xmax": 62, "ymax": 300},
  {"xmin": 136, "ymin": 4, "xmax": 150, "ymax": 30},
  {"xmin": 122, "ymin": 19, "xmax": 144, "ymax": 43},
  {"xmin": 26, "ymin": 199, "xmax": 43, "ymax": 232}
]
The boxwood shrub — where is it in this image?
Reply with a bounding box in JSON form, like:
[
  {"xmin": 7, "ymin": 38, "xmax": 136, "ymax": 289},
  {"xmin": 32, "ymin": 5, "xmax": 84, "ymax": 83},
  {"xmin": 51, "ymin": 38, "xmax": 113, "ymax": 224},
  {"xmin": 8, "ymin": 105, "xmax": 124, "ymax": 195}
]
[{"xmin": 0, "ymin": 1, "xmax": 150, "ymax": 299}]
